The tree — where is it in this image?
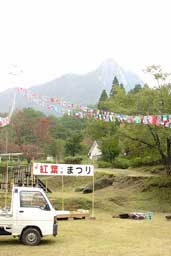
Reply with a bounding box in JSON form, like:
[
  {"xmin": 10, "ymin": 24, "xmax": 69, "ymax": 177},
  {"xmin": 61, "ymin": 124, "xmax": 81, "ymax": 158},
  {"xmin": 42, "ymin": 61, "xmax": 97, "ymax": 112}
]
[
  {"xmin": 33, "ymin": 117, "xmax": 52, "ymax": 144},
  {"xmin": 129, "ymin": 84, "xmax": 142, "ymax": 94},
  {"xmin": 93, "ymin": 65, "xmax": 171, "ymax": 174},
  {"xmin": 86, "ymin": 119, "xmax": 118, "ymax": 141},
  {"xmin": 45, "ymin": 138, "xmax": 65, "ymax": 162},
  {"xmin": 97, "ymin": 89, "xmax": 108, "ymax": 110},
  {"xmin": 11, "ymin": 108, "xmax": 44, "ymax": 145},
  {"xmin": 49, "ymin": 115, "xmax": 87, "ymax": 139},
  {"xmin": 144, "ymin": 65, "xmax": 170, "ymax": 88},
  {"xmin": 118, "ymin": 66, "xmax": 171, "ymax": 174},
  {"xmin": 100, "ymin": 136, "xmax": 120, "ymax": 163},
  {"xmin": 110, "ymin": 76, "xmax": 120, "ymax": 97},
  {"xmin": 104, "ymin": 85, "xmax": 127, "ymax": 114},
  {"xmin": 21, "ymin": 144, "xmax": 41, "ymax": 163},
  {"xmin": 65, "ymin": 133, "xmax": 83, "ymax": 156},
  {"xmin": 113, "ymin": 76, "xmax": 119, "ymax": 85}
]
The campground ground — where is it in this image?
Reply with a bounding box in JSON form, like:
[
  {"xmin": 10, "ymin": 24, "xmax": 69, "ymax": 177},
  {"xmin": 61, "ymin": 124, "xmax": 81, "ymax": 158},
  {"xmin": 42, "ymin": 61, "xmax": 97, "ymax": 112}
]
[
  {"xmin": 0, "ymin": 167, "xmax": 171, "ymax": 255},
  {"xmin": 0, "ymin": 212, "xmax": 171, "ymax": 256}
]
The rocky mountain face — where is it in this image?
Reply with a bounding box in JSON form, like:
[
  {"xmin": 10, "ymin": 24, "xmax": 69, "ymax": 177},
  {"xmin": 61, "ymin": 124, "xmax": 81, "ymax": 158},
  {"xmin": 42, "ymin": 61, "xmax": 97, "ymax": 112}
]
[{"xmin": 0, "ymin": 59, "xmax": 143, "ymax": 113}]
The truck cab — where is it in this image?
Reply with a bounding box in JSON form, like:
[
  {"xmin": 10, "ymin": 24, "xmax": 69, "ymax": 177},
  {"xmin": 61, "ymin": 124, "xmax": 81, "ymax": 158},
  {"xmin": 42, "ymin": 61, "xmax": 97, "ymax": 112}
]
[{"xmin": 0, "ymin": 186, "xmax": 58, "ymax": 245}]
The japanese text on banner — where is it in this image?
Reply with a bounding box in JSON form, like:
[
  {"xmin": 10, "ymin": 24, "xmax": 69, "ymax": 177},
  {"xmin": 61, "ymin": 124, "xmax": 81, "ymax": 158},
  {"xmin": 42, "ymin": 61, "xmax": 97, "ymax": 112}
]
[{"xmin": 33, "ymin": 163, "xmax": 94, "ymax": 176}]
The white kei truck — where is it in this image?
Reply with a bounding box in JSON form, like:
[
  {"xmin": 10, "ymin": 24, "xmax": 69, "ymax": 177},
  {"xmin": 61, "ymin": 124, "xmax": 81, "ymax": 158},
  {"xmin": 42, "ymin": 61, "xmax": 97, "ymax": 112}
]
[{"xmin": 0, "ymin": 186, "xmax": 58, "ymax": 246}]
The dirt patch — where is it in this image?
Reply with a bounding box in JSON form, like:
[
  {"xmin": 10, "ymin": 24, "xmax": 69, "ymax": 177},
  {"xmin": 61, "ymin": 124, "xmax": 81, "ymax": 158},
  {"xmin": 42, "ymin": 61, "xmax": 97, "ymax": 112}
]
[
  {"xmin": 81, "ymin": 176, "xmax": 115, "ymax": 193},
  {"xmin": 76, "ymin": 176, "xmax": 150, "ymax": 194},
  {"xmin": 112, "ymin": 176, "xmax": 147, "ymax": 190}
]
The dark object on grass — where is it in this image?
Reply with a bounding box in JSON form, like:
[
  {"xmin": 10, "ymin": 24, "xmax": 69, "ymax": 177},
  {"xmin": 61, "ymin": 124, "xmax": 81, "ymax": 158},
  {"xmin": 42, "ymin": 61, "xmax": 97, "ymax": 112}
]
[
  {"xmin": 83, "ymin": 176, "xmax": 114, "ymax": 194},
  {"xmin": 112, "ymin": 212, "xmax": 145, "ymax": 220},
  {"xmin": 113, "ymin": 213, "xmax": 129, "ymax": 219},
  {"xmin": 165, "ymin": 215, "xmax": 171, "ymax": 220},
  {"xmin": 83, "ymin": 187, "xmax": 93, "ymax": 194}
]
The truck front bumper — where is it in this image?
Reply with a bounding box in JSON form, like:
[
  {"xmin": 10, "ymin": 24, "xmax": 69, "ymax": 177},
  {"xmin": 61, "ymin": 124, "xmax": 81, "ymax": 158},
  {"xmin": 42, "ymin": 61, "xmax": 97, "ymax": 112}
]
[{"xmin": 53, "ymin": 223, "xmax": 58, "ymax": 236}]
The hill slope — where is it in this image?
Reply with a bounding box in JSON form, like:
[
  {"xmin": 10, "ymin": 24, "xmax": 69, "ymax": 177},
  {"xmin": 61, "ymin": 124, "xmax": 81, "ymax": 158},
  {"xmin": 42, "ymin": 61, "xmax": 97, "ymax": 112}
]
[{"xmin": 0, "ymin": 59, "xmax": 143, "ymax": 113}]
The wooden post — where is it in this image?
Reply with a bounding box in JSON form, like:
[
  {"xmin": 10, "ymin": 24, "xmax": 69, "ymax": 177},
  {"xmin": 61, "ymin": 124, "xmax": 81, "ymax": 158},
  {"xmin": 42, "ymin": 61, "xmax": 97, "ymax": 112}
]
[
  {"xmin": 5, "ymin": 161, "xmax": 9, "ymax": 208},
  {"xmin": 46, "ymin": 179, "xmax": 48, "ymax": 193},
  {"xmin": 91, "ymin": 172, "xmax": 95, "ymax": 218},
  {"xmin": 61, "ymin": 175, "xmax": 64, "ymax": 210},
  {"xmin": 89, "ymin": 166, "xmax": 96, "ymax": 220},
  {"xmin": 32, "ymin": 159, "xmax": 35, "ymax": 187}
]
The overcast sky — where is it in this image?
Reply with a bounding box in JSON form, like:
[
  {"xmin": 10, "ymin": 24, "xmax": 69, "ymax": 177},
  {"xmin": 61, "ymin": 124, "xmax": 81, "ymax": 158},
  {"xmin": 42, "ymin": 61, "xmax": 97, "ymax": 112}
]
[{"xmin": 0, "ymin": 0, "xmax": 171, "ymax": 92}]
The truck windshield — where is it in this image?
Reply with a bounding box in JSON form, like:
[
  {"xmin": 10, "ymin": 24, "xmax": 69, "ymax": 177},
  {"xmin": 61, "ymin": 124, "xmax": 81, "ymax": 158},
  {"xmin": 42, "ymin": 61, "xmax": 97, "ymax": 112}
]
[{"xmin": 20, "ymin": 191, "xmax": 50, "ymax": 210}]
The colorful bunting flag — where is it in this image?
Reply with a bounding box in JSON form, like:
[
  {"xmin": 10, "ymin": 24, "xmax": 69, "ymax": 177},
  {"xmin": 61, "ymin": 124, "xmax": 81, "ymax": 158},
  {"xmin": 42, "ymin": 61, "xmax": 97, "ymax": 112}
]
[{"xmin": 13, "ymin": 87, "xmax": 171, "ymax": 129}]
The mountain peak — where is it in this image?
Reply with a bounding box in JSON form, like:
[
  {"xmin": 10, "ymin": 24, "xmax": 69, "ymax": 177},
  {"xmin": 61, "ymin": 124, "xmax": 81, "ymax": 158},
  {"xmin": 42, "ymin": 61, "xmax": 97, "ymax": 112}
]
[
  {"xmin": 0, "ymin": 59, "xmax": 144, "ymax": 113},
  {"xmin": 99, "ymin": 58, "xmax": 119, "ymax": 69},
  {"xmin": 97, "ymin": 58, "xmax": 128, "ymax": 87}
]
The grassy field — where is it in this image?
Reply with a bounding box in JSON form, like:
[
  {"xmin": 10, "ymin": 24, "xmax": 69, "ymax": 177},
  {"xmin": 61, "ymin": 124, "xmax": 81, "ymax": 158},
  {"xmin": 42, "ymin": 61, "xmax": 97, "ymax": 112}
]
[
  {"xmin": 0, "ymin": 167, "xmax": 171, "ymax": 255},
  {"xmin": 0, "ymin": 212, "xmax": 171, "ymax": 256}
]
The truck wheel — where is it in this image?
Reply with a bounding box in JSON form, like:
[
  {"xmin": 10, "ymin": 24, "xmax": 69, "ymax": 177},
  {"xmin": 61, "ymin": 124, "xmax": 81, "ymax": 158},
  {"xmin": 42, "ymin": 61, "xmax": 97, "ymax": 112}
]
[{"xmin": 21, "ymin": 228, "xmax": 41, "ymax": 246}]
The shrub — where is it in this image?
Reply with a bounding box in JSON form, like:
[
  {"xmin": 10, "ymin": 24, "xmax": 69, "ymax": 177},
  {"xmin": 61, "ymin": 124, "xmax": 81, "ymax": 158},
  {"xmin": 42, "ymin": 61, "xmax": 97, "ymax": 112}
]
[
  {"xmin": 113, "ymin": 157, "xmax": 130, "ymax": 169},
  {"xmin": 97, "ymin": 160, "xmax": 112, "ymax": 168},
  {"xmin": 64, "ymin": 156, "xmax": 83, "ymax": 164},
  {"xmin": 130, "ymin": 156, "xmax": 160, "ymax": 167}
]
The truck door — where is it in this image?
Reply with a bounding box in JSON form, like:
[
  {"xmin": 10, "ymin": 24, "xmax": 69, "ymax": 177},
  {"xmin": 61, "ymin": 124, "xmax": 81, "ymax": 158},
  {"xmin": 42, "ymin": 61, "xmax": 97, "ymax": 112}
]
[{"xmin": 16, "ymin": 190, "xmax": 55, "ymax": 235}]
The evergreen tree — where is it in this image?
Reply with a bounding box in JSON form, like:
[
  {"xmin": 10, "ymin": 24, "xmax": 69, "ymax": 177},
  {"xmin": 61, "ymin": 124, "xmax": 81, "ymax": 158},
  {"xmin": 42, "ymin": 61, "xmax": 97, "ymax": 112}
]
[
  {"xmin": 129, "ymin": 84, "xmax": 142, "ymax": 94},
  {"xmin": 120, "ymin": 83, "xmax": 124, "ymax": 89},
  {"xmin": 97, "ymin": 89, "xmax": 108, "ymax": 110},
  {"xmin": 110, "ymin": 76, "xmax": 120, "ymax": 97},
  {"xmin": 113, "ymin": 76, "xmax": 119, "ymax": 85}
]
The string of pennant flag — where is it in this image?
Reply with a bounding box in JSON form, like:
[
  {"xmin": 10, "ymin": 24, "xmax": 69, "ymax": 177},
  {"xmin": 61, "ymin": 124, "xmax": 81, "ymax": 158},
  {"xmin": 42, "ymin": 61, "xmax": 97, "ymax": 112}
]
[
  {"xmin": 1, "ymin": 87, "xmax": 171, "ymax": 128},
  {"xmin": 16, "ymin": 87, "xmax": 86, "ymax": 113},
  {"xmin": 0, "ymin": 93, "xmax": 16, "ymax": 128},
  {"xmin": 16, "ymin": 87, "xmax": 171, "ymax": 128}
]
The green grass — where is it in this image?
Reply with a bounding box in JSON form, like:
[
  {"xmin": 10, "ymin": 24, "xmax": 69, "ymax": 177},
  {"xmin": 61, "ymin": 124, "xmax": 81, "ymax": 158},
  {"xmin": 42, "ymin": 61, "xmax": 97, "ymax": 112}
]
[
  {"xmin": 1, "ymin": 167, "xmax": 171, "ymax": 255},
  {"xmin": 45, "ymin": 169, "xmax": 171, "ymax": 213},
  {"xmin": 0, "ymin": 212, "xmax": 171, "ymax": 256}
]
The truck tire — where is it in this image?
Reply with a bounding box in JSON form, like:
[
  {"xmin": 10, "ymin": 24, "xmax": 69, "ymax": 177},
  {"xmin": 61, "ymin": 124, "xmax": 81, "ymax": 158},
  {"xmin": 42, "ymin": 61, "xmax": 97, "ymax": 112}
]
[{"xmin": 21, "ymin": 228, "xmax": 41, "ymax": 246}]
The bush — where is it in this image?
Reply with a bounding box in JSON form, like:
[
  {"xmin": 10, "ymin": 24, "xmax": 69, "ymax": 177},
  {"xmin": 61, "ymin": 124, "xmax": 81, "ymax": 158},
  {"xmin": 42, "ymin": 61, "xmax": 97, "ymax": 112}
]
[
  {"xmin": 130, "ymin": 156, "xmax": 160, "ymax": 167},
  {"xmin": 97, "ymin": 160, "xmax": 112, "ymax": 168},
  {"xmin": 113, "ymin": 157, "xmax": 130, "ymax": 169},
  {"xmin": 0, "ymin": 161, "xmax": 28, "ymax": 168},
  {"xmin": 143, "ymin": 176, "xmax": 171, "ymax": 191},
  {"xmin": 64, "ymin": 156, "xmax": 83, "ymax": 164}
]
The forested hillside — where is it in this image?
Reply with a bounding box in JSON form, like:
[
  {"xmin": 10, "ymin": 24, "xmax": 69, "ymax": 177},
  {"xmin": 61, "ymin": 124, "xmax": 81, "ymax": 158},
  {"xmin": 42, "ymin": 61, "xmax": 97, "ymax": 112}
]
[{"xmin": 1, "ymin": 65, "xmax": 171, "ymax": 174}]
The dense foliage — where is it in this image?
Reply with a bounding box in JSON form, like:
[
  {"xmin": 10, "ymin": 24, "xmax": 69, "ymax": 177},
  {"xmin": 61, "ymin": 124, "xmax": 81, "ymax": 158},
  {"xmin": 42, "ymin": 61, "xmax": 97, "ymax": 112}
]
[
  {"xmin": 96, "ymin": 66, "xmax": 171, "ymax": 174},
  {"xmin": 1, "ymin": 65, "xmax": 171, "ymax": 174},
  {"xmin": 0, "ymin": 109, "xmax": 88, "ymax": 163}
]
